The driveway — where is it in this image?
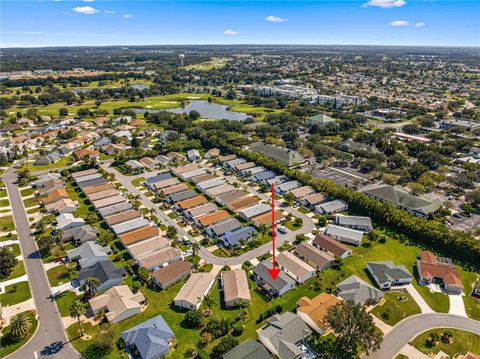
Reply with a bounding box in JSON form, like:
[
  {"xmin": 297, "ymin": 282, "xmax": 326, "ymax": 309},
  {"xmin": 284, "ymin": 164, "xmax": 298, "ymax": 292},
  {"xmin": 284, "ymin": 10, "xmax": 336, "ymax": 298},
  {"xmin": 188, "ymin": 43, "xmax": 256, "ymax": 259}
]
[
  {"xmin": 101, "ymin": 163, "xmax": 315, "ymax": 266},
  {"xmin": 448, "ymin": 294, "xmax": 467, "ymax": 317},
  {"xmin": 365, "ymin": 313, "xmax": 480, "ymax": 359},
  {"xmin": 403, "ymin": 284, "xmax": 435, "ymax": 314},
  {"xmin": 3, "ymin": 162, "xmax": 80, "ymax": 359}
]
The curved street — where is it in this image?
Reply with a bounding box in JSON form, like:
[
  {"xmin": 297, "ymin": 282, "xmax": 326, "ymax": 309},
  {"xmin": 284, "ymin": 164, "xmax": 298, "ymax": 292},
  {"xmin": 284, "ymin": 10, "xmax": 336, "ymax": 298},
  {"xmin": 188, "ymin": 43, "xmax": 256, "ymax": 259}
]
[
  {"xmin": 366, "ymin": 313, "xmax": 480, "ymax": 359},
  {"xmin": 100, "ymin": 162, "xmax": 315, "ymax": 266},
  {"xmin": 3, "ymin": 162, "xmax": 81, "ymax": 359}
]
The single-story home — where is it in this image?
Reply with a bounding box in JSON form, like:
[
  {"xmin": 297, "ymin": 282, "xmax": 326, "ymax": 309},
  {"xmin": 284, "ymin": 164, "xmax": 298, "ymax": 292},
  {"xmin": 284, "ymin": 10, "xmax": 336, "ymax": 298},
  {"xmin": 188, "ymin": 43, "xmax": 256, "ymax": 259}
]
[
  {"xmin": 367, "ymin": 261, "xmax": 413, "ymax": 289},
  {"xmin": 324, "ymin": 224, "xmax": 363, "ymax": 246},
  {"xmin": 66, "ymin": 241, "xmax": 111, "ymax": 268},
  {"xmin": 294, "ymin": 242, "xmax": 334, "ymax": 272},
  {"xmin": 78, "ymin": 260, "xmax": 126, "ymax": 293},
  {"xmin": 151, "ymin": 260, "xmax": 192, "ymax": 289},
  {"xmin": 335, "ymin": 275, "xmax": 383, "ymax": 306},
  {"xmin": 276, "ymin": 251, "xmax": 316, "ymax": 284},
  {"xmin": 312, "ymin": 234, "xmax": 352, "ymax": 259},
  {"xmin": 296, "ymin": 293, "xmax": 339, "ymax": 334},
  {"xmin": 173, "ymin": 272, "xmax": 216, "ymax": 310},
  {"xmin": 221, "ymin": 269, "xmax": 251, "ymax": 307},
  {"xmin": 334, "ymin": 214, "xmax": 373, "ymax": 233},
  {"xmin": 253, "ymin": 260, "xmax": 295, "ymax": 298},
  {"xmin": 315, "ymin": 200, "xmax": 348, "ymax": 215}
]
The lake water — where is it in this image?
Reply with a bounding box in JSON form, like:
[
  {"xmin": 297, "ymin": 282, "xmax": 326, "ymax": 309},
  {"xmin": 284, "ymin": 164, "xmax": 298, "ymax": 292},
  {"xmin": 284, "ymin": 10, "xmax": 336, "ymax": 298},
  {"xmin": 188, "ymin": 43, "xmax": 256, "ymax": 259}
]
[
  {"xmin": 130, "ymin": 84, "xmax": 150, "ymax": 90},
  {"xmin": 128, "ymin": 100, "xmax": 250, "ymax": 121}
]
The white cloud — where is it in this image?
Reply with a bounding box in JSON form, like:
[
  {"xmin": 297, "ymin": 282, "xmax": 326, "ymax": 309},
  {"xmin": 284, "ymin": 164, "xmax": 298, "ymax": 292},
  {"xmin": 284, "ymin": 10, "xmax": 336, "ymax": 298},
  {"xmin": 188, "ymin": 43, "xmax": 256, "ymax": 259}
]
[
  {"xmin": 72, "ymin": 6, "xmax": 99, "ymax": 15},
  {"xmin": 223, "ymin": 29, "xmax": 238, "ymax": 36},
  {"xmin": 389, "ymin": 20, "xmax": 410, "ymax": 26},
  {"xmin": 415, "ymin": 22, "xmax": 426, "ymax": 27},
  {"xmin": 123, "ymin": 14, "xmax": 133, "ymax": 19},
  {"xmin": 265, "ymin": 15, "xmax": 287, "ymax": 23},
  {"xmin": 362, "ymin": 0, "xmax": 406, "ymax": 8},
  {"xmin": 104, "ymin": 10, "xmax": 116, "ymax": 14}
]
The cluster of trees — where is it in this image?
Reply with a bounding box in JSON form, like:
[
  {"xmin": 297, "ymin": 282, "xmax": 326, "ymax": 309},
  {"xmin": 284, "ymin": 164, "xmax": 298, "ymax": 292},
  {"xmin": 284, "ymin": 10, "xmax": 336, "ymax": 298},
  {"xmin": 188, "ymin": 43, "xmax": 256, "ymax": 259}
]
[{"xmin": 0, "ymin": 246, "xmax": 18, "ymax": 280}]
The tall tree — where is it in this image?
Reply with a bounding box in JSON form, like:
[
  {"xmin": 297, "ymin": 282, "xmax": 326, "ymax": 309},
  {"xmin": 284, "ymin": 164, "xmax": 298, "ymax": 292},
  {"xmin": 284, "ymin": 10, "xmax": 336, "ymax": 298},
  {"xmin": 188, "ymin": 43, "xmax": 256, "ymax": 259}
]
[
  {"xmin": 84, "ymin": 277, "xmax": 101, "ymax": 298},
  {"xmin": 69, "ymin": 299, "xmax": 86, "ymax": 337},
  {"xmin": 326, "ymin": 300, "xmax": 382, "ymax": 355},
  {"xmin": 0, "ymin": 246, "xmax": 18, "ymax": 280}
]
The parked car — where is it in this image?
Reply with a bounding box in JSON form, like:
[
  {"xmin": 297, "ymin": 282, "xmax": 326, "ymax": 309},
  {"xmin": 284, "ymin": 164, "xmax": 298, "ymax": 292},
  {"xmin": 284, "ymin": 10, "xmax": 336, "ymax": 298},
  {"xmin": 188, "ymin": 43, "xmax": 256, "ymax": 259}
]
[{"xmin": 277, "ymin": 226, "xmax": 288, "ymax": 234}]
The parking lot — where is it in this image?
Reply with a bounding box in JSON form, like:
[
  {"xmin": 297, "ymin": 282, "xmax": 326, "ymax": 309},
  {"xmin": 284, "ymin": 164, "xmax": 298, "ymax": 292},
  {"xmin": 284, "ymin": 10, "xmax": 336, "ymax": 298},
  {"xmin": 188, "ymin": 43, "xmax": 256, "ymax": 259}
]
[
  {"xmin": 449, "ymin": 213, "xmax": 480, "ymax": 233},
  {"xmin": 305, "ymin": 164, "xmax": 369, "ymax": 189}
]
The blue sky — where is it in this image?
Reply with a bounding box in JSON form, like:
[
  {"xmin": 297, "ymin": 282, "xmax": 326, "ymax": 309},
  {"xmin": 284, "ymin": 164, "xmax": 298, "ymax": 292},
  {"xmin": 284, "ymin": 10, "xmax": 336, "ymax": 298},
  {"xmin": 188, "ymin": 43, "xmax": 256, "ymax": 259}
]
[{"xmin": 1, "ymin": 1, "xmax": 479, "ymax": 47}]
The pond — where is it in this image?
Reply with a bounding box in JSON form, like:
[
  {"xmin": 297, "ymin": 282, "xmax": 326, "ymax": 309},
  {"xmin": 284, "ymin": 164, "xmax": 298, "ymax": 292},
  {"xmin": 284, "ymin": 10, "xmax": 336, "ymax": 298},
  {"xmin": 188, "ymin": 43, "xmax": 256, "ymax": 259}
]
[
  {"xmin": 127, "ymin": 100, "xmax": 251, "ymax": 121},
  {"xmin": 130, "ymin": 84, "xmax": 150, "ymax": 90}
]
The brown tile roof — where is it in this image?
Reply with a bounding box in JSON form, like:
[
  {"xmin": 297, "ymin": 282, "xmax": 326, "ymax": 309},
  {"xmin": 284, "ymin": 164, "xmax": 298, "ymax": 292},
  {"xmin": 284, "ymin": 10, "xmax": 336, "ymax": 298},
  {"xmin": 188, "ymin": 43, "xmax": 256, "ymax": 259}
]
[
  {"xmin": 119, "ymin": 226, "xmax": 159, "ymax": 246},
  {"xmin": 176, "ymin": 196, "xmax": 208, "ymax": 210},
  {"xmin": 152, "ymin": 178, "xmax": 179, "ymax": 190},
  {"xmin": 297, "ymin": 293, "xmax": 339, "ymax": 329},
  {"xmin": 151, "ymin": 261, "xmax": 192, "ymax": 287},
  {"xmin": 313, "ymin": 234, "xmax": 351, "ymax": 257},
  {"xmin": 303, "ymin": 193, "xmax": 326, "ymax": 206},
  {"xmin": 137, "ymin": 247, "xmax": 181, "ymax": 269},
  {"xmin": 105, "ymin": 209, "xmax": 142, "ymax": 226},
  {"xmin": 227, "ymin": 196, "xmax": 259, "ymax": 212},
  {"xmin": 74, "ymin": 148, "xmax": 99, "ymax": 160},
  {"xmin": 161, "ymin": 183, "xmax": 188, "ymax": 196},
  {"xmin": 251, "ymin": 210, "xmax": 284, "ymax": 226},
  {"xmin": 42, "ymin": 188, "xmax": 69, "ymax": 205},
  {"xmin": 87, "ymin": 188, "xmax": 120, "ymax": 202},
  {"xmin": 290, "ymin": 186, "xmax": 315, "ymax": 199},
  {"xmin": 191, "ymin": 173, "xmax": 216, "ymax": 184},
  {"xmin": 417, "ymin": 251, "xmax": 463, "ymax": 288},
  {"xmin": 71, "ymin": 168, "xmax": 97, "ymax": 179},
  {"xmin": 196, "ymin": 210, "xmax": 230, "ymax": 227},
  {"xmin": 83, "ymin": 183, "xmax": 114, "ymax": 195},
  {"xmin": 172, "ymin": 163, "xmax": 198, "ymax": 174}
]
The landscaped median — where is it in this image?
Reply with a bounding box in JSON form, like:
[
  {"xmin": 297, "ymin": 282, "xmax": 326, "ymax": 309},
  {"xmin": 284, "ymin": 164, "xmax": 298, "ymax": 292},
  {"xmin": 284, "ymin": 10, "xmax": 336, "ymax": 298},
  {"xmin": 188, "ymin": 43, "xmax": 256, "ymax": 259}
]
[
  {"xmin": 0, "ymin": 310, "xmax": 38, "ymax": 358},
  {"xmin": 411, "ymin": 328, "xmax": 480, "ymax": 356}
]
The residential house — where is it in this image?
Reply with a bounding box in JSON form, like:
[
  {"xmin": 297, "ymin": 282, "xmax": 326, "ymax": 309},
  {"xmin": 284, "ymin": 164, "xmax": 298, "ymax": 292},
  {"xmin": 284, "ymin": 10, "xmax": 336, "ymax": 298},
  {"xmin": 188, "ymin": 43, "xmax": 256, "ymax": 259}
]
[
  {"xmin": 127, "ymin": 236, "xmax": 170, "ymax": 259},
  {"xmin": 367, "ymin": 261, "xmax": 413, "ymax": 289},
  {"xmin": 166, "ymin": 151, "xmax": 186, "ymax": 162},
  {"xmin": 275, "ymin": 181, "xmax": 301, "ymax": 195},
  {"xmin": 276, "ymin": 251, "xmax": 316, "ymax": 284},
  {"xmin": 77, "ymin": 177, "xmax": 108, "ymax": 190},
  {"xmin": 172, "ymin": 163, "xmax": 198, "ymax": 175},
  {"xmin": 77, "ymin": 260, "xmax": 126, "ymax": 292},
  {"xmin": 227, "ymin": 196, "xmax": 259, "ymax": 213},
  {"xmin": 66, "ymin": 241, "xmax": 111, "ymax": 268},
  {"xmin": 121, "ymin": 315, "xmax": 175, "ymax": 359},
  {"xmin": 125, "ymin": 160, "xmax": 145, "ymax": 173},
  {"xmin": 137, "ymin": 246, "xmax": 182, "ymax": 271},
  {"xmin": 42, "ymin": 188, "xmax": 69, "ymax": 206},
  {"xmin": 185, "ymin": 203, "xmax": 218, "ymax": 220},
  {"xmin": 253, "ymin": 260, "xmax": 296, "ymax": 297},
  {"xmin": 161, "ymin": 183, "xmax": 189, "ymax": 196},
  {"xmin": 187, "ymin": 149, "xmax": 201, "ymax": 162},
  {"xmin": 324, "ymin": 224, "xmax": 364, "ymax": 246},
  {"xmin": 83, "ymin": 183, "xmax": 114, "ymax": 195},
  {"xmin": 238, "ymin": 204, "xmax": 270, "ymax": 221},
  {"xmin": 300, "ymin": 193, "xmax": 326, "ymax": 209},
  {"xmin": 174, "ymin": 196, "xmax": 208, "ymax": 212},
  {"xmin": 222, "ymin": 339, "xmax": 271, "ymax": 359},
  {"xmin": 312, "ymin": 234, "xmax": 351, "ymax": 259},
  {"xmin": 251, "ymin": 210, "xmax": 284, "ymax": 227},
  {"xmin": 251, "ymin": 170, "xmax": 276, "ymax": 183},
  {"xmin": 89, "ymin": 285, "xmax": 145, "ymax": 323},
  {"xmin": 111, "ymin": 218, "xmax": 150, "ymax": 235},
  {"xmin": 204, "ymin": 148, "xmax": 220, "ymax": 159},
  {"xmin": 195, "ymin": 210, "xmax": 230, "ymax": 228},
  {"xmin": 152, "ymin": 178, "xmax": 179, "ymax": 191},
  {"xmin": 334, "ymin": 215, "xmax": 373, "ymax": 233},
  {"xmin": 56, "ymin": 213, "xmax": 85, "ymax": 231},
  {"xmin": 336, "ymin": 275, "xmax": 383, "ymax": 306},
  {"xmin": 191, "ymin": 174, "xmax": 216, "ymax": 184},
  {"xmin": 205, "ymin": 184, "xmax": 235, "ymax": 198},
  {"xmin": 173, "ymin": 272, "xmax": 216, "ymax": 310},
  {"xmin": 87, "ymin": 188, "xmax": 120, "ymax": 202},
  {"xmin": 258, "ymin": 312, "xmax": 313, "ymax": 359},
  {"xmin": 35, "ymin": 152, "xmax": 60, "ymax": 165},
  {"xmin": 155, "ymin": 154, "xmax": 172, "ymax": 166},
  {"xmin": 98, "ymin": 202, "xmax": 133, "ymax": 217},
  {"xmin": 105, "ymin": 209, "xmax": 142, "ymax": 227},
  {"xmin": 296, "ymin": 293, "xmax": 339, "ymax": 334},
  {"xmin": 314, "ymin": 200, "xmax": 348, "ymax": 215},
  {"xmin": 416, "ymin": 251, "xmax": 463, "ymax": 294},
  {"xmin": 62, "ymin": 224, "xmax": 99, "ymax": 243},
  {"xmin": 179, "ymin": 169, "xmax": 207, "ymax": 181},
  {"xmin": 205, "ymin": 218, "xmax": 242, "ymax": 238},
  {"xmin": 92, "ymin": 195, "xmax": 126, "ymax": 210},
  {"xmin": 221, "ymin": 269, "xmax": 251, "ymax": 307},
  {"xmin": 74, "ymin": 148, "xmax": 100, "ymax": 161},
  {"xmin": 151, "ymin": 261, "xmax": 193, "ymax": 289},
  {"xmin": 45, "ymin": 198, "xmax": 78, "ymax": 215},
  {"xmin": 220, "ymin": 226, "xmax": 257, "ymax": 248},
  {"xmin": 289, "ymin": 186, "xmax": 315, "ymax": 200},
  {"xmin": 294, "ymin": 242, "xmax": 334, "ymax": 272},
  {"xmin": 197, "ymin": 178, "xmax": 225, "ymax": 192},
  {"xmin": 119, "ymin": 226, "xmax": 160, "ymax": 246}
]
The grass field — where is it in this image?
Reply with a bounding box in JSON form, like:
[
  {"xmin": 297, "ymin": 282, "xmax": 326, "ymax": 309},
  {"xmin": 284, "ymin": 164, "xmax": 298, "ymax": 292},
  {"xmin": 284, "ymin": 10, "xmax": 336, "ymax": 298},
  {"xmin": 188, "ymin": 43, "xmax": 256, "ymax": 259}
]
[
  {"xmin": 186, "ymin": 57, "xmax": 230, "ymax": 71},
  {"xmin": 411, "ymin": 328, "xmax": 480, "ymax": 356},
  {"xmin": 7, "ymin": 260, "xmax": 26, "ymax": 280},
  {"xmin": 0, "ymin": 215, "xmax": 15, "ymax": 232},
  {"xmin": 0, "ymin": 233, "xmax": 17, "ymax": 242},
  {"xmin": 46, "ymin": 264, "xmax": 76, "ymax": 287},
  {"xmin": 20, "ymin": 187, "xmax": 37, "ymax": 197},
  {"xmin": 0, "ymin": 190, "xmax": 7, "ymax": 198},
  {"xmin": 131, "ymin": 177, "xmax": 145, "ymax": 187},
  {"xmin": 27, "ymin": 155, "xmax": 74, "ymax": 171},
  {"xmin": 23, "ymin": 196, "xmax": 40, "ymax": 208},
  {"xmin": 0, "ymin": 281, "xmax": 31, "ymax": 306},
  {"xmin": 0, "ymin": 310, "xmax": 38, "ymax": 358},
  {"xmin": 55, "ymin": 290, "xmax": 82, "ymax": 317},
  {"xmin": 371, "ymin": 292, "xmax": 421, "ymax": 326}
]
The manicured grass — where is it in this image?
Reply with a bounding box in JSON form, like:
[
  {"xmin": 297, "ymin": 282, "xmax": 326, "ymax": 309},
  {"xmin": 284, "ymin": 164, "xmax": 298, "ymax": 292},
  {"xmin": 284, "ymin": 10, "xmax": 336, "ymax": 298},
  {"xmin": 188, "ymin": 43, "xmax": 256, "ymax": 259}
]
[
  {"xmin": 371, "ymin": 292, "xmax": 421, "ymax": 326},
  {"xmin": 131, "ymin": 177, "xmax": 145, "ymax": 187},
  {"xmin": 20, "ymin": 187, "xmax": 36, "ymax": 197},
  {"xmin": 27, "ymin": 155, "xmax": 74, "ymax": 172},
  {"xmin": 0, "ymin": 281, "xmax": 31, "ymax": 306},
  {"xmin": 0, "ymin": 190, "xmax": 7, "ymax": 198},
  {"xmin": 0, "ymin": 199, "xmax": 10, "ymax": 207},
  {"xmin": 0, "ymin": 233, "xmax": 17, "ymax": 242},
  {"xmin": 6, "ymin": 260, "xmax": 26, "ymax": 280},
  {"xmin": 0, "ymin": 215, "xmax": 15, "ymax": 232},
  {"xmin": 27, "ymin": 207, "xmax": 41, "ymax": 214},
  {"xmin": 411, "ymin": 328, "xmax": 480, "ymax": 356},
  {"xmin": 284, "ymin": 219, "xmax": 303, "ymax": 231},
  {"xmin": 460, "ymin": 271, "xmax": 480, "ymax": 320},
  {"xmin": 297, "ymin": 207, "xmax": 311, "ymax": 214},
  {"xmin": 46, "ymin": 264, "xmax": 76, "ymax": 287},
  {"xmin": 5, "ymin": 243, "xmax": 21, "ymax": 257},
  {"xmin": 412, "ymin": 268, "xmax": 450, "ymax": 313},
  {"xmin": 55, "ymin": 290, "xmax": 82, "ymax": 317},
  {"xmin": 23, "ymin": 197, "xmax": 40, "ymax": 208},
  {"xmin": 186, "ymin": 57, "xmax": 230, "ymax": 70},
  {"xmin": 0, "ymin": 310, "xmax": 38, "ymax": 358},
  {"xmin": 197, "ymin": 263, "xmax": 213, "ymax": 273}
]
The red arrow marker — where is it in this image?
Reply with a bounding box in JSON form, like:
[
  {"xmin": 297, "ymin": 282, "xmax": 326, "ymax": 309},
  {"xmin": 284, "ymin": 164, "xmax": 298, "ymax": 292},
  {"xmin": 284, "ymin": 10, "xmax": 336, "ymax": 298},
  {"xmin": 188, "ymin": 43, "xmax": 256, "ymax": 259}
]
[{"xmin": 268, "ymin": 183, "xmax": 280, "ymax": 280}]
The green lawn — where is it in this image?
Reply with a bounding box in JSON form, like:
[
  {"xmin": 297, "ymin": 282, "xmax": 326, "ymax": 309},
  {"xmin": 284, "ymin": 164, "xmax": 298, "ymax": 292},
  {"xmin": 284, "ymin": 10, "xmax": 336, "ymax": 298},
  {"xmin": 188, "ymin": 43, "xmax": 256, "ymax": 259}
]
[
  {"xmin": 23, "ymin": 197, "xmax": 40, "ymax": 208},
  {"xmin": 0, "ymin": 233, "xmax": 17, "ymax": 242},
  {"xmin": 284, "ymin": 219, "xmax": 303, "ymax": 231},
  {"xmin": 412, "ymin": 267, "xmax": 450, "ymax": 313},
  {"xmin": 0, "ymin": 282, "xmax": 31, "ymax": 306},
  {"xmin": 186, "ymin": 57, "xmax": 230, "ymax": 71},
  {"xmin": 55, "ymin": 290, "xmax": 82, "ymax": 317},
  {"xmin": 0, "ymin": 310, "xmax": 38, "ymax": 358},
  {"xmin": 27, "ymin": 207, "xmax": 41, "ymax": 214},
  {"xmin": 411, "ymin": 328, "xmax": 480, "ymax": 356},
  {"xmin": 46, "ymin": 264, "xmax": 76, "ymax": 287},
  {"xmin": 131, "ymin": 177, "xmax": 145, "ymax": 187},
  {"xmin": 0, "ymin": 190, "xmax": 7, "ymax": 198},
  {"xmin": 20, "ymin": 187, "xmax": 36, "ymax": 197},
  {"xmin": 371, "ymin": 292, "xmax": 421, "ymax": 326},
  {"xmin": 461, "ymin": 271, "xmax": 480, "ymax": 320},
  {"xmin": 5, "ymin": 260, "xmax": 26, "ymax": 280},
  {"xmin": 0, "ymin": 199, "xmax": 9, "ymax": 207},
  {"xmin": 0, "ymin": 215, "xmax": 15, "ymax": 232},
  {"xmin": 27, "ymin": 155, "xmax": 74, "ymax": 172},
  {"xmin": 297, "ymin": 207, "xmax": 311, "ymax": 214},
  {"xmin": 5, "ymin": 243, "xmax": 21, "ymax": 257}
]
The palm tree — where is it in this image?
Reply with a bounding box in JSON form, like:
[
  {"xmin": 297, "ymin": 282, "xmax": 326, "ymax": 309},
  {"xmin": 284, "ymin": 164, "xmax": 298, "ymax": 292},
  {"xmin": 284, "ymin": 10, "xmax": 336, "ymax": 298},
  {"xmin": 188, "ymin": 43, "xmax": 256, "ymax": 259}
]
[
  {"xmin": 69, "ymin": 299, "xmax": 86, "ymax": 337},
  {"xmin": 203, "ymin": 294, "xmax": 216, "ymax": 315},
  {"xmin": 259, "ymin": 224, "xmax": 268, "ymax": 239},
  {"xmin": 84, "ymin": 277, "xmax": 101, "ymax": 298},
  {"xmin": 9, "ymin": 312, "xmax": 32, "ymax": 340},
  {"xmin": 191, "ymin": 241, "xmax": 200, "ymax": 258}
]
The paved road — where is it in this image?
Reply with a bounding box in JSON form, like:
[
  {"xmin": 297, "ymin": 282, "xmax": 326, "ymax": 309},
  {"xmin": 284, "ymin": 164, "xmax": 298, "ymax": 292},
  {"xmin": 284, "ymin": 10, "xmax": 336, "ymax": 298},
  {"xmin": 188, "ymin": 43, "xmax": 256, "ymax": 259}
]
[
  {"xmin": 3, "ymin": 163, "xmax": 81, "ymax": 359},
  {"xmin": 366, "ymin": 313, "xmax": 480, "ymax": 359},
  {"xmin": 100, "ymin": 163, "xmax": 315, "ymax": 266}
]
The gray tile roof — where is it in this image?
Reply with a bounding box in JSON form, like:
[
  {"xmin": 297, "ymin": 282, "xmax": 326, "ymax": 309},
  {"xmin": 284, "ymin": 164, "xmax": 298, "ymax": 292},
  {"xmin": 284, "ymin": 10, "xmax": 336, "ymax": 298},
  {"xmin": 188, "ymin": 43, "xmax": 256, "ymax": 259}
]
[
  {"xmin": 250, "ymin": 142, "xmax": 305, "ymax": 167},
  {"xmin": 121, "ymin": 315, "xmax": 174, "ymax": 359},
  {"xmin": 77, "ymin": 260, "xmax": 125, "ymax": 284},
  {"xmin": 98, "ymin": 202, "xmax": 134, "ymax": 217},
  {"xmin": 223, "ymin": 339, "xmax": 270, "ymax": 359},
  {"xmin": 367, "ymin": 261, "xmax": 412, "ymax": 286},
  {"xmin": 207, "ymin": 218, "xmax": 242, "ymax": 237},
  {"xmin": 253, "ymin": 260, "xmax": 295, "ymax": 294},
  {"xmin": 336, "ymin": 275, "xmax": 383, "ymax": 305}
]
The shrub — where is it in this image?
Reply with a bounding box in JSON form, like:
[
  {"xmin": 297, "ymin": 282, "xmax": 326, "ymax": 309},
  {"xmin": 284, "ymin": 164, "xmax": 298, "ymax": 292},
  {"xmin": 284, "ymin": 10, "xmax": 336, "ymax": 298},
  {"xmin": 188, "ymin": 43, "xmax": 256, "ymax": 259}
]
[
  {"xmin": 132, "ymin": 281, "xmax": 141, "ymax": 292},
  {"xmin": 232, "ymin": 324, "xmax": 244, "ymax": 337}
]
